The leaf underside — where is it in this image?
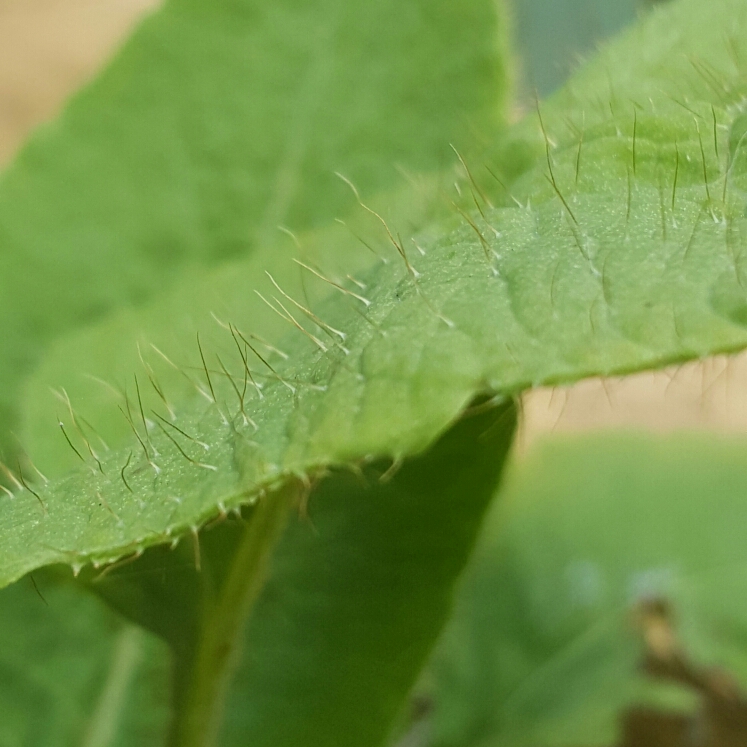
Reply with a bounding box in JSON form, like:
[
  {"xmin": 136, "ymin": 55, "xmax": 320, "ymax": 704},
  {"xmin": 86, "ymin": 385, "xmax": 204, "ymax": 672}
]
[{"xmin": 91, "ymin": 398, "xmax": 516, "ymax": 747}]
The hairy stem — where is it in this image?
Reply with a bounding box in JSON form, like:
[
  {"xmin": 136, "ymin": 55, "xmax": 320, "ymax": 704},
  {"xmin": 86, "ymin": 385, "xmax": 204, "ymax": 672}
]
[{"xmin": 169, "ymin": 482, "xmax": 299, "ymax": 747}]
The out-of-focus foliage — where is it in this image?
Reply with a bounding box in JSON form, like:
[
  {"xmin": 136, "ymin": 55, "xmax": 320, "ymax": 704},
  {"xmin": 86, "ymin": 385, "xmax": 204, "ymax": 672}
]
[
  {"xmin": 425, "ymin": 433, "xmax": 747, "ymax": 746},
  {"xmin": 0, "ymin": 572, "xmax": 170, "ymax": 746}
]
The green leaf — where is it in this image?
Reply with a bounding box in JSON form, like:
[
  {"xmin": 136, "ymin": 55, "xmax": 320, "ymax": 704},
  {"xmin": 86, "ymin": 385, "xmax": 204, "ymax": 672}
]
[
  {"xmin": 490, "ymin": 0, "xmax": 747, "ymax": 192},
  {"xmin": 20, "ymin": 176, "xmax": 452, "ymax": 479},
  {"xmin": 426, "ymin": 432, "xmax": 747, "ymax": 747},
  {"xmin": 0, "ymin": 572, "xmax": 170, "ymax": 747},
  {"xmin": 7, "ymin": 0, "xmax": 747, "ymax": 743},
  {"xmin": 87, "ymin": 398, "xmax": 516, "ymax": 746},
  {"xmin": 0, "ymin": 0, "xmax": 509, "ymax": 457},
  {"xmin": 11, "ymin": 0, "xmax": 747, "ymax": 586}
]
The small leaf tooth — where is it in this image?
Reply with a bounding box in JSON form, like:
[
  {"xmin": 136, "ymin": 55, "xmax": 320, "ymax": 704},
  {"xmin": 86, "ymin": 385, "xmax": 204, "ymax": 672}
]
[{"xmin": 190, "ymin": 526, "xmax": 201, "ymax": 572}]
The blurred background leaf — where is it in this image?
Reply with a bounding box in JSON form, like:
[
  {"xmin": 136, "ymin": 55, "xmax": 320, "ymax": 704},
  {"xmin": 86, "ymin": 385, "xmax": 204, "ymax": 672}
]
[
  {"xmin": 416, "ymin": 433, "xmax": 747, "ymax": 747},
  {"xmin": 0, "ymin": 572, "xmax": 170, "ymax": 747}
]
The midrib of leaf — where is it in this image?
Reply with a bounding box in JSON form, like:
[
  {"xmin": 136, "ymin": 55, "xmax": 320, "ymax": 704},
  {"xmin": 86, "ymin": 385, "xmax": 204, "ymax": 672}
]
[
  {"xmin": 170, "ymin": 480, "xmax": 299, "ymax": 747},
  {"xmin": 83, "ymin": 625, "xmax": 146, "ymax": 747},
  {"xmin": 254, "ymin": 16, "xmax": 337, "ymax": 249}
]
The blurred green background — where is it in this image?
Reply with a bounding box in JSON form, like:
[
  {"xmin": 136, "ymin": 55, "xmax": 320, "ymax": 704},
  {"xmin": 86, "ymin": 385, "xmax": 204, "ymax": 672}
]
[{"xmin": 515, "ymin": 0, "xmax": 666, "ymax": 96}]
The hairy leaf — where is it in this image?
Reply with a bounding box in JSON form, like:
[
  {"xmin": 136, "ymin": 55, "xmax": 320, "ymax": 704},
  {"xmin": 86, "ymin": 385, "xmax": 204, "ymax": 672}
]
[
  {"xmin": 21, "ymin": 177, "xmax": 452, "ymax": 478},
  {"xmin": 8, "ymin": 0, "xmax": 747, "ymax": 586},
  {"xmin": 0, "ymin": 0, "xmax": 509, "ymax": 458},
  {"xmin": 490, "ymin": 0, "xmax": 747, "ymax": 193},
  {"xmin": 88, "ymin": 399, "xmax": 516, "ymax": 747}
]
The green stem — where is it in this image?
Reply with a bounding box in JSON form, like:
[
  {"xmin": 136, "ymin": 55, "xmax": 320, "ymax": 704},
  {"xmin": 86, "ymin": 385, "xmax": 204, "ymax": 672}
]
[{"xmin": 170, "ymin": 482, "xmax": 299, "ymax": 747}]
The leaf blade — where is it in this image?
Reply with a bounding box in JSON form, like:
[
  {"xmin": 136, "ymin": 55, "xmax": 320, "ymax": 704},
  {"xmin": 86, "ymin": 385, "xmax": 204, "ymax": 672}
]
[
  {"xmin": 10, "ymin": 0, "xmax": 747, "ymax": 598},
  {"xmin": 91, "ymin": 399, "xmax": 516, "ymax": 747},
  {"xmin": 0, "ymin": 0, "xmax": 510, "ymax": 457},
  {"xmin": 0, "ymin": 573, "xmax": 170, "ymax": 747}
]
